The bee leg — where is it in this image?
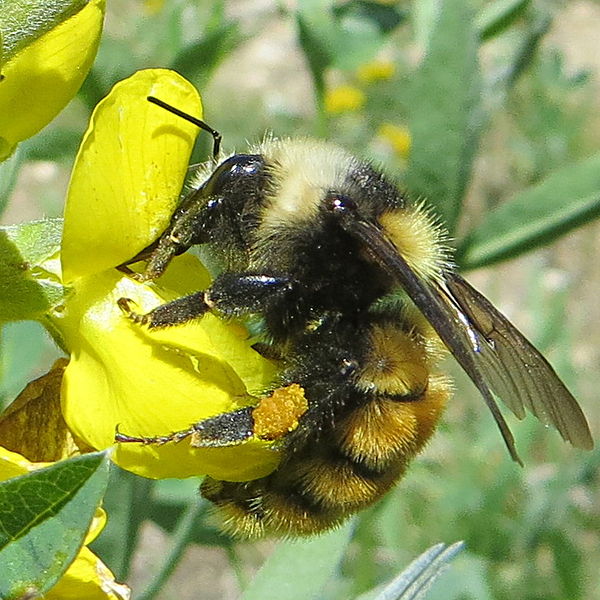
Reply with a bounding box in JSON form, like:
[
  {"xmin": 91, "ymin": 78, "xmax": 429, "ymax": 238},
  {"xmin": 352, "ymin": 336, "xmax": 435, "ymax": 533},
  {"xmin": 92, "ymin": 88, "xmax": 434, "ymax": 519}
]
[
  {"xmin": 118, "ymin": 272, "xmax": 294, "ymax": 328},
  {"xmin": 117, "ymin": 292, "xmax": 210, "ymax": 328},
  {"xmin": 127, "ymin": 190, "xmax": 212, "ymax": 281},
  {"xmin": 206, "ymin": 272, "xmax": 295, "ymax": 314},
  {"xmin": 115, "ymin": 407, "xmax": 255, "ymax": 447}
]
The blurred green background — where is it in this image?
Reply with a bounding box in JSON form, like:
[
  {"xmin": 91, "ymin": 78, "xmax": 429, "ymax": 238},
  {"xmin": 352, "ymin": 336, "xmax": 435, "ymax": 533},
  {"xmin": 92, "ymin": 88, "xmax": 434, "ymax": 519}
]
[{"xmin": 1, "ymin": 1, "xmax": 599, "ymax": 599}]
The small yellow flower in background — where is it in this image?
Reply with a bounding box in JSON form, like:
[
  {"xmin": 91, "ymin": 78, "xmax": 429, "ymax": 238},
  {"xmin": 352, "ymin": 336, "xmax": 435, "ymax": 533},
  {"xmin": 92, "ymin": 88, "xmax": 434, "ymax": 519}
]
[
  {"xmin": 143, "ymin": 0, "xmax": 166, "ymax": 15},
  {"xmin": 356, "ymin": 60, "xmax": 396, "ymax": 83},
  {"xmin": 55, "ymin": 69, "xmax": 283, "ymax": 482},
  {"xmin": 377, "ymin": 122, "xmax": 412, "ymax": 159},
  {"xmin": 0, "ymin": 447, "xmax": 130, "ymax": 600},
  {"xmin": 324, "ymin": 84, "xmax": 366, "ymax": 114},
  {"xmin": 0, "ymin": 0, "xmax": 105, "ymax": 161}
]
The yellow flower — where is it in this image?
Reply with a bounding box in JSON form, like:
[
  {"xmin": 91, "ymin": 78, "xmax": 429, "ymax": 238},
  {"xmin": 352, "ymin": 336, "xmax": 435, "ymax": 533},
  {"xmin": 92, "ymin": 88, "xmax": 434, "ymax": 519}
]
[
  {"xmin": 377, "ymin": 122, "xmax": 412, "ymax": 159},
  {"xmin": 0, "ymin": 447, "xmax": 130, "ymax": 600},
  {"xmin": 324, "ymin": 84, "xmax": 366, "ymax": 114},
  {"xmin": 54, "ymin": 69, "xmax": 284, "ymax": 481},
  {"xmin": 143, "ymin": 0, "xmax": 165, "ymax": 15},
  {"xmin": 61, "ymin": 68, "xmax": 200, "ymax": 282},
  {"xmin": 0, "ymin": 0, "xmax": 105, "ymax": 161},
  {"xmin": 356, "ymin": 60, "xmax": 396, "ymax": 83}
]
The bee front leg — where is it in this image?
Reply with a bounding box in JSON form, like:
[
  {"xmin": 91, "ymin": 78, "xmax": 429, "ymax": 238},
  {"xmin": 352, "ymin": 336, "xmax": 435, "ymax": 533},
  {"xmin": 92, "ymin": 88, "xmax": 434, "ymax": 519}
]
[
  {"xmin": 119, "ymin": 272, "xmax": 295, "ymax": 329},
  {"xmin": 123, "ymin": 190, "xmax": 211, "ymax": 281}
]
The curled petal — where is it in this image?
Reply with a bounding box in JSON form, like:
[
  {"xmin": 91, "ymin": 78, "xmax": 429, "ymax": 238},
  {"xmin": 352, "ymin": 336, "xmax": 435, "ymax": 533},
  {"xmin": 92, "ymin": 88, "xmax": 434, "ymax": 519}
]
[{"xmin": 61, "ymin": 69, "xmax": 202, "ymax": 282}]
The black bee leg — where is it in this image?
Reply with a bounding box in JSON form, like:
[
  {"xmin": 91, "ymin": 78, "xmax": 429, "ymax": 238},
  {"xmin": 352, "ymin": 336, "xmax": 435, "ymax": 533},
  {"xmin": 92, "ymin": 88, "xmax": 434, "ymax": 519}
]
[
  {"xmin": 206, "ymin": 272, "xmax": 295, "ymax": 315},
  {"xmin": 133, "ymin": 192, "xmax": 211, "ymax": 281},
  {"xmin": 140, "ymin": 221, "xmax": 196, "ymax": 281},
  {"xmin": 118, "ymin": 292, "xmax": 209, "ymax": 328},
  {"xmin": 118, "ymin": 272, "xmax": 294, "ymax": 329},
  {"xmin": 115, "ymin": 406, "xmax": 255, "ymax": 447}
]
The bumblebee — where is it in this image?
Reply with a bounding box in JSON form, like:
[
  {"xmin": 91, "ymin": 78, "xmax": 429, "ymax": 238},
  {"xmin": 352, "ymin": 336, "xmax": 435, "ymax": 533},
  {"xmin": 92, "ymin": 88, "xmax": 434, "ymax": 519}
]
[{"xmin": 117, "ymin": 97, "xmax": 593, "ymax": 538}]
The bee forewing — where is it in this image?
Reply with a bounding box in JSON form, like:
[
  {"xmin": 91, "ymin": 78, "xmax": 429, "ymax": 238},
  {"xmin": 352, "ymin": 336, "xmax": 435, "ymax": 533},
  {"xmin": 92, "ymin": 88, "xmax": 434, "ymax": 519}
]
[
  {"xmin": 340, "ymin": 216, "xmax": 522, "ymax": 463},
  {"xmin": 340, "ymin": 215, "xmax": 593, "ymax": 458},
  {"xmin": 445, "ymin": 274, "xmax": 593, "ymax": 451}
]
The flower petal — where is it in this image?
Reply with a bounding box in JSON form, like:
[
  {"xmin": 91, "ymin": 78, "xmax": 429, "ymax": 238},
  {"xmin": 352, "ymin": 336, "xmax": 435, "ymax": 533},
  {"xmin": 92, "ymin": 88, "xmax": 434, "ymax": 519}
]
[
  {"xmin": 46, "ymin": 546, "xmax": 130, "ymax": 600},
  {"xmin": 57, "ymin": 257, "xmax": 280, "ymax": 481},
  {"xmin": 0, "ymin": 446, "xmax": 34, "ymax": 479},
  {"xmin": 0, "ymin": 0, "xmax": 105, "ymax": 160},
  {"xmin": 61, "ymin": 69, "xmax": 202, "ymax": 282}
]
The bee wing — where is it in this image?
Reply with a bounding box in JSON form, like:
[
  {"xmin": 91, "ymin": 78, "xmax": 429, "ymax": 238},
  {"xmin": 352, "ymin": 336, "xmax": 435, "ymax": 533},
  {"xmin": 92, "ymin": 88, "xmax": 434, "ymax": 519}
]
[
  {"xmin": 444, "ymin": 273, "xmax": 593, "ymax": 450},
  {"xmin": 342, "ymin": 217, "xmax": 593, "ymax": 462}
]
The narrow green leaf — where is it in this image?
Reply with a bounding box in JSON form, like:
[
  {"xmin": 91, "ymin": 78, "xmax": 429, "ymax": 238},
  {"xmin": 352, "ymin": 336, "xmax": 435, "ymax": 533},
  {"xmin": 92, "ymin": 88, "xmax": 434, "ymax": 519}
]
[
  {"xmin": 494, "ymin": 12, "xmax": 552, "ymax": 91},
  {"xmin": 170, "ymin": 22, "xmax": 241, "ymax": 88},
  {"xmin": 406, "ymin": 0, "xmax": 481, "ymax": 232},
  {"xmin": 411, "ymin": 0, "xmax": 441, "ymax": 50},
  {"xmin": 457, "ymin": 153, "xmax": 600, "ymax": 269},
  {"xmin": 0, "ymin": 320, "xmax": 55, "ymax": 406},
  {"xmin": 0, "ymin": 145, "xmax": 21, "ymax": 212},
  {"xmin": 89, "ymin": 466, "xmax": 154, "ymax": 580},
  {"xmin": 357, "ymin": 542, "xmax": 465, "ymax": 600},
  {"xmin": 476, "ymin": 0, "xmax": 530, "ymax": 41},
  {"xmin": 0, "ymin": 0, "xmax": 88, "ymax": 63},
  {"xmin": 0, "ymin": 451, "xmax": 110, "ymax": 598},
  {"xmin": 0, "ymin": 219, "xmax": 65, "ymax": 322},
  {"xmin": 242, "ymin": 519, "xmax": 355, "ymax": 600},
  {"xmin": 334, "ymin": 1, "xmax": 406, "ymax": 36},
  {"xmin": 296, "ymin": 0, "xmax": 338, "ymax": 98}
]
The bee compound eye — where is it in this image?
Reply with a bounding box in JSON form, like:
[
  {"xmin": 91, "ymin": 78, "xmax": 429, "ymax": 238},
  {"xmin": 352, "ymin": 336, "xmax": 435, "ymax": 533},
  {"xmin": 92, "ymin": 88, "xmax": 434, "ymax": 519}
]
[{"xmin": 325, "ymin": 193, "xmax": 357, "ymax": 215}]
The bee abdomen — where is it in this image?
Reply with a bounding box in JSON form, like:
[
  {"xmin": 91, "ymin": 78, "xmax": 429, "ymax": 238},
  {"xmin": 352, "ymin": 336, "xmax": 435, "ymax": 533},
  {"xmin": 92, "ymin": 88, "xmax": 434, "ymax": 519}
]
[{"xmin": 201, "ymin": 374, "xmax": 450, "ymax": 538}]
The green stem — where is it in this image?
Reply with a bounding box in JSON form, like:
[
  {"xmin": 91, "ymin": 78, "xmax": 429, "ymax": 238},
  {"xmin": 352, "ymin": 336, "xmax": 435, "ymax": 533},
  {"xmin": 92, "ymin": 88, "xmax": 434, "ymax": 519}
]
[{"xmin": 135, "ymin": 500, "xmax": 205, "ymax": 600}]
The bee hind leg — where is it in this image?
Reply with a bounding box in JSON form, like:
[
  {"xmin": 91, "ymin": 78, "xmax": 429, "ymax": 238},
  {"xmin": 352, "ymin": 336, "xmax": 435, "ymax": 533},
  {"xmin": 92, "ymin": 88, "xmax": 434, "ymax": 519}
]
[{"xmin": 114, "ymin": 406, "xmax": 255, "ymax": 448}]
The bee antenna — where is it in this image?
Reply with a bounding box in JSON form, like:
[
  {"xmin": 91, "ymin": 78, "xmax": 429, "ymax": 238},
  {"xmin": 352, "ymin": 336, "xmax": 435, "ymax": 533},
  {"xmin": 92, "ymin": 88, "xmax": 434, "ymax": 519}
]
[{"xmin": 147, "ymin": 95, "xmax": 222, "ymax": 159}]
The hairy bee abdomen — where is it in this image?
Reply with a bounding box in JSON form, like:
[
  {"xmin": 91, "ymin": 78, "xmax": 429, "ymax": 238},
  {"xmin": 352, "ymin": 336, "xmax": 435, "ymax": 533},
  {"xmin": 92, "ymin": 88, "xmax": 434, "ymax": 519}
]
[{"xmin": 201, "ymin": 373, "xmax": 450, "ymax": 538}]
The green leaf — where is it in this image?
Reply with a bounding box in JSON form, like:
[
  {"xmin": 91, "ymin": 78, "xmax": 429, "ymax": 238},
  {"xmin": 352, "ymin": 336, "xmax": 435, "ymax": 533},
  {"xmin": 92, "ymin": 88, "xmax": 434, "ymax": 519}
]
[
  {"xmin": 476, "ymin": 0, "xmax": 530, "ymax": 41},
  {"xmin": 297, "ymin": 0, "xmax": 401, "ymax": 80},
  {"xmin": 296, "ymin": 0, "xmax": 338, "ymax": 98},
  {"xmin": 170, "ymin": 22, "xmax": 241, "ymax": 88},
  {"xmin": 0, "ymin": 219, "xmax": 65, "ymax": 322},
  {"xmin": 0, "ymin": 451, "xmax": 110, "ymax": 598},
  {"xmin": 0, "ymin": 321, "xmax": 55, "ymax": 406},
  {"xmin": 242, "ymin": 519, "xmax": 355, "ymax": 600},
  {"xmin": 89, "ymin": 465, "xmax": 154, "ymax": 580},
  {"xmin": 411, "ymin": 0, "xmax": 441, "ymax": 50},
  {"xmin": 457, "ymin": 153, "xmax": 600, "ymax": 269},
  {"xmin": 405, "ymin": 0, "xmax": 481, "ymax": 232},
  {"xmin": 0, "ymin": 0, "xmax": 88, "ymax": 63},
  {"xmin": 0, "ymin": 144, "xmax": 21, "ymax": 213},
  {"xmin": 357, "ymin": 542, "xmax": 465, "ymax": 600},
  {"xmin": 334, "ymin": 1, "xmax": 406, "ymax": 36}
]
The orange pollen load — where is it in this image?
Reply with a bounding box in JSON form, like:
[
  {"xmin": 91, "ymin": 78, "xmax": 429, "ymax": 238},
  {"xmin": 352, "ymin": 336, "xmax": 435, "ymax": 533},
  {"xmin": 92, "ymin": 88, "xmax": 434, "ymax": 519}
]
[{"xmin": 253, "ymin": 384, "xmax": 309, "ymax": 440}]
